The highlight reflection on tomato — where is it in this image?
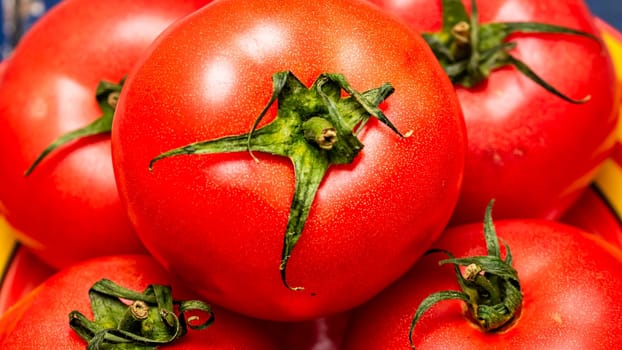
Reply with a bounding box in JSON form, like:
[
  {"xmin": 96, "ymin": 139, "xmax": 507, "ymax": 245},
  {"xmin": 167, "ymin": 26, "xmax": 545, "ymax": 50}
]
[
  {"xmin": 0, "ymin": 0, "xmax": 214, "ymax": 269},
  {"xmin": 112, "ymin": 0, "xmax": 466, "ymax": 321},
  {"xmin": 343, "ymin": 216, "xmax": 622, "ymax": 349},
  {"xmin": 370, "ymin": 0, "xmax": 620, "ymax": 224},
  {"xmin": 0, "ymin": 255, "xmax": 281, "ymax": 349}
]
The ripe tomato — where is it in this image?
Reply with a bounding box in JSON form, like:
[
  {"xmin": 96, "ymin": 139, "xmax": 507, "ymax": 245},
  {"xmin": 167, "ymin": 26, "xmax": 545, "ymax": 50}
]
[
  {"xmin": 0, "ymin": 255, "xmax": 280, "ymax": 349},
  {"xmin": 342, "ymin": 213, "xmax": 622, "ymax": 349},
  {"xmin": 370, "ymin": 0, "xmax": 620, "ymax": 223},
  {"xmin": 0, "ymin": 0, "xmax": 213, "ymax": 269},
  {"xmin": 592, "ymin": 16, "xmax": 622, "ymax": 222},
  {"xmin": 112, "ymin": 0, "xmax": 466, "ymax": 321},
  {"xmin": 0, "ymin": 246, "xmax": 56, "ymax": 315},
  {"xmin": 561, "ymin": 186, "xmax": 622, "ymax": 247},
  {"xmin": 275, "ymin": 312, "xmax": 352, "ymax": 350}
]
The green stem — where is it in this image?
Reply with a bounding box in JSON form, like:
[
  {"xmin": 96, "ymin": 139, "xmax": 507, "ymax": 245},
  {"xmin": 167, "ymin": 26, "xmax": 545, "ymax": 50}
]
[
  {"xmin": 24, "ymin": 78, "xmax": 124, "ymax": 176},
  {"xmin": 302, "ymin": 117, "xmax": 338, "ymax": 150},
  {"xmin": 117, "ymin": 300, "xmax": 149, "ymax": 334},
  {"xmin": 69, "ymin": 279, "xmax": 213, "ymax": 350},
  {"xmin": 422, "ymin": 0, "xmax": 596, "ymax": 103},
  {"xmin": 149, "ymin": 71, "xmax": 405, "ymax": 291},
  {"xmin": 408, "ymin": 200, "xmax": 523, "ymax": 349}
]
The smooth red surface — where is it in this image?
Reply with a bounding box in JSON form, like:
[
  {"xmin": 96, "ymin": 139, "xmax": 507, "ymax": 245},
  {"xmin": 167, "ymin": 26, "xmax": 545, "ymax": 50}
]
[
  {"xmin": 112, "ymin": 0, "xmax": 466, "ymax": 321},
  {"xmin": 561, "ymin": 187, "xmax": 622, "ymax": 247},
  {"xmin": 0, "ymin": 255, "xmax": 281, "ymax": 349},
  {"xmin": 0, "ymin": 246, "xmax": 55, "ymax": 315},
  {"xmin": 0, "ymin": 0, "xmax": 213, "ymax": 269},
  {"xmin": 343, "ymin": 219, "xmax": 622, "ymax": 349},
  {"xmin": 275, "ymin": 312, "xmax": 352, "ymax": 350},
  {"xmin": 370, "ymin": 0, "xmax": 620, "ymax": 224}
]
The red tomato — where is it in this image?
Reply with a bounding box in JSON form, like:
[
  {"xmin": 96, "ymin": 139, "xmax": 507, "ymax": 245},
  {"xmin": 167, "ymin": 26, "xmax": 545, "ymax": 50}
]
[
  {"xmin": 370, "ymin": 0, "xmax": 620, "ymax": 223},
  {"xmin": 112, "ymin": 0, "xmax": 466, "ymax": 321},
  {"xmin": 0, "ymin": 255, "xmax": 280, "ymax": 349},
  {"xmin": 0, "ymin": 0, "xmax": 213, "ymax": 269},
  {"xmin": 275, "ymin": 312, "xmax": 352, "ymax": 350},
  {"xmin": 0, "ymin": 246, "xmax": 56, "ymax": 315},
  {"xmin": 342, "ymin": 216, "xmax": 622, "ymax": 349},
  {"xmin": 561, "ymin": 186, "xmax": 622, "ymax": 247}
]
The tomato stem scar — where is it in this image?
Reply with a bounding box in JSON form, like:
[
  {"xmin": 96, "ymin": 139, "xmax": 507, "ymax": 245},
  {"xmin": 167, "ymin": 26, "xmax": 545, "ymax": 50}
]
[{"xmin": 303, "ymin": 117, "xmax": 338, "ymax": 150}]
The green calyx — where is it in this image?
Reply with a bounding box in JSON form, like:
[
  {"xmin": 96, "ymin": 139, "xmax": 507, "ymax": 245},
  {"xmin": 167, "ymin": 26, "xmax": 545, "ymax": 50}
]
[
  {"xmin": 408, "ymin": 200, "xmax": 523, "ymax": 349},
  {"xmin": 69, "ymin": 279, "xmax": 213, "ymax": 350},
  {"xmin": 24, "ymin": 78, "xmax": 125, "ymax": 176},
  {"xmin": 423, "ymin": 0, "xmax": 596, "ymax": 103},
  {"xmin": 149, "ymin": 71, "xmax": 406, "ymax": 291}
]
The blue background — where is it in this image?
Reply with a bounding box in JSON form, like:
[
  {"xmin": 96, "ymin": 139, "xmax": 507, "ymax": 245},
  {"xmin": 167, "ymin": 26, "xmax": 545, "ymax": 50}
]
[{"xmin": 587, "ymin": 0, "xmax": 622, "ymax": 30}]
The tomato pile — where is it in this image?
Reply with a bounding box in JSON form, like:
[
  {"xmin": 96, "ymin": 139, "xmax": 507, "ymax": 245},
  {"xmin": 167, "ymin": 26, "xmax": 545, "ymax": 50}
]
[{"xmin": 0, "ymin": 0, "xmax": 620, "ymax": 349}]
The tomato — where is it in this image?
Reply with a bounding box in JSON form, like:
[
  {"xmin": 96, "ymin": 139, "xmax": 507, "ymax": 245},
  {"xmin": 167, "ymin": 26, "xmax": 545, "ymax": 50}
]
[
  {"xmin": 112, "ymin": 0, "xmax": 466, "ymax": 321},
  {"xmin": 0, "ymin": 246, "xmax": 56, "ymax": 315},
  {"xmin": 0, "ymin": 0, "xmax": 213, "ymax": 269},
  {"xmin": 342, "ymin": 208, "xmax": 622, "ymax": 349},
  {"xmin": 596, "ymin": 17, "xmax": 622, "ymax": 93},
  {"xmin": 0, "ymin": 59, "xmax": 6, "ymax": 91},
  {"xmin": 592, "ymin": 16, "xmax": 622, "ymax": 221},
  {"xmin": 369, "ymin": 0, "xmax": 620, "ymax": 224},
  {"xmin": 561, "ymin": 186, "xmax": 622, "ymax": 247},
  {"xmin": 275, "ymin": 312, "xmax": 352, "ymax": 350},
  {"xmin": 0, "ymin": 255, "xmax": 280, "ymax": 349}
]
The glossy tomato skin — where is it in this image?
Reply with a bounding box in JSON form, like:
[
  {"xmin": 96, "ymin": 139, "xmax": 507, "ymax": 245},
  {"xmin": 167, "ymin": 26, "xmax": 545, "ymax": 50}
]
[
  {"xmin": 0, "ymin": 0, "xmax": 213, "ymax": 269},
  {"xmin": 370, "ymin": 0, "xmax": 620, "ymax": 224},
  {"xmin": 112, "ymin": 0, "xmax": 466, "ymax": 321},
  {"xmin": 561, "ymin": 186, "xmax": 622, "ymax": 247},
  {"xmin": 0, "ymin": 246, "xmax": 56, "ymax": 315},
  {"xmin": 0, "ymin": 255, "xmax": 281, "ymax": 349},
  {"xmin": 342, "ymin": 220, "xmax": 622, "ymax": 349},
  {"xmin": 274, "ymin": 311, "xmax": 352, "ymax": 350}
]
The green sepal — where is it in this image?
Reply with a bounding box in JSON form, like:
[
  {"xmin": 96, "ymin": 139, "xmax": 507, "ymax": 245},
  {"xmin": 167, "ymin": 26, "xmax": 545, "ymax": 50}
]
[
  {"xmin": 69, "ymin": 279, "xmax": 214, "ymax": 350},
  {"xmin": 408, "ymin": 200, "xmax": 523, "ymax": 349},
  {"xmin": 24, "ymin": 78, "xmax": 125, "ymax": 176},
  {"xmin": 422, "ymin": 0, "xmax": 595, "ymax": 103},
  {"xmin": 149, "ymin": 71, "xmax": 404, "ymax": 291},
  {"xmin": 408, "ymin": 290, "xmax": 470, "ymax": 349}
]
